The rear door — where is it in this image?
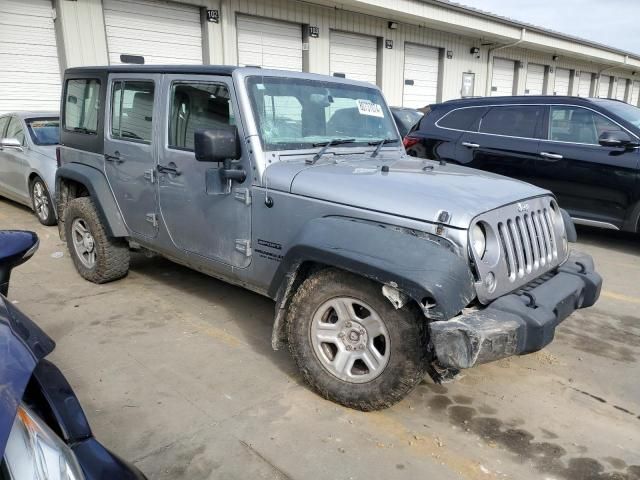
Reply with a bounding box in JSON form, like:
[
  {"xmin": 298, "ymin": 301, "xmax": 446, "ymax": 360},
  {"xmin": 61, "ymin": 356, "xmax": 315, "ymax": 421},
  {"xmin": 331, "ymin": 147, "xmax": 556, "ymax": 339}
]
[
  {"xmin": 104, "ymin": 74, "xmax": 160, "ymax": 238},
  {"xmin": 456, "ymin": 104, "xmax": 543, "ymax": 185},
  {"xmin": 536, "ymin": 105, "xmax": 639, "ymax": 227}
]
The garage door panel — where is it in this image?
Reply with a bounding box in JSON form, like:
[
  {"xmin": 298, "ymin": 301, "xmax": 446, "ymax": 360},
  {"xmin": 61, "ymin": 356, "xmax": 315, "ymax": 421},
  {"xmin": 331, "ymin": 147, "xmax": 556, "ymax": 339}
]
[
  {"xmin": 631, "ymin": 81, "xmax": 640, "ymax": 105},
  {"xmin": 0, "ymin": 0, "xmax": 61, "ymax": 114},
  {"xmin": 492, "ymin": 58, "xmax": 515, "ymax": 96},
  {"xmin": 554, "ymin": 68, "xmax": 570, "ymax": 96},
  {"xmin": 402, "ymin": 44, "xmax": 440, "ymax": 108},
  {"xmin": 578, "ymin": 74, "xmax": 592, "ymax": 97},
  {"xmin": 616, "ymin": 80, "xmax": 627, "ymax": 101},
  {"xmin": 105, "ymin": 0, "xmax": 199, "ymax": 23},
  {"xmin": 598, "ymin": 76, "xmax": 611, "ymax": 98},
  {"xmin": 237, "ymin": 15, "xmax": 302, "ymax": 71},
  {"xmin": 104, "ymin": 0, "xmax": 203, "ymax": 65},
  {"xmin": 330, "ymin": 31, "xmax": 378, "ymax": 85},
  {"xmin": 525, "ymin": 64, "xmax": 545, "ymax": 95}
]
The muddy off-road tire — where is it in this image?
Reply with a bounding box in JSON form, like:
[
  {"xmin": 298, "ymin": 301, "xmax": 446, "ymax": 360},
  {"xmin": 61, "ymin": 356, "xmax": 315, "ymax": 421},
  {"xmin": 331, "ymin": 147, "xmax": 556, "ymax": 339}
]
[
  {"xmin": 64, "ymin": 197, "xmax": 130, "ymax": 283},
  {"xmin": 287, "ymin": 268, "xmax": 430, "ymax": 411}
]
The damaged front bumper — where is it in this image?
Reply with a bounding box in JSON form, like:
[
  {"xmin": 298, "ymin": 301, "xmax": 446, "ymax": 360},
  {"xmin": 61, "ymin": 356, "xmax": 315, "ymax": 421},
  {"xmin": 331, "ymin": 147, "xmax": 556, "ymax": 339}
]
[{"xmin": 429, "ymin": 250, "xmax": 602, "ymax": 369}]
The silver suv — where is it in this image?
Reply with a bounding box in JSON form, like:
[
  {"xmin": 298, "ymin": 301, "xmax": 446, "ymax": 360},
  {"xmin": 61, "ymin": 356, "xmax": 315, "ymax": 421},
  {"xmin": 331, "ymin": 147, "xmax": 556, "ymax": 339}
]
[{"xmin": 55, "ymin": 66, "xmax": 602, "ymax": 410}]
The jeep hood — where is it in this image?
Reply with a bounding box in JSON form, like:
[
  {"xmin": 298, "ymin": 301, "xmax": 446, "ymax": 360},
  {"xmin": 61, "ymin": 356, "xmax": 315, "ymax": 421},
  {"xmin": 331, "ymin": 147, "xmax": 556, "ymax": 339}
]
[{"xmin": 266, "ymin": 156, "xmax": 550, "ymax": 229}]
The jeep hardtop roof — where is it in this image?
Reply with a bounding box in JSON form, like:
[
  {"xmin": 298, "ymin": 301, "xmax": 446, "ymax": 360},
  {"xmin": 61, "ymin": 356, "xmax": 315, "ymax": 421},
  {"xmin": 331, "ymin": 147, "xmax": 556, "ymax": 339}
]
[{"xmin": 65, "ymin": 64, "xmax": 240, "ymax": 76}]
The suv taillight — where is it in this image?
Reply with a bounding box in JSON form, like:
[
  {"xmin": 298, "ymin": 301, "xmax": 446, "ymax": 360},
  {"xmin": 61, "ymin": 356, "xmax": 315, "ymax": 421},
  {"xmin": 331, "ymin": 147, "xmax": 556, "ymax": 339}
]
[
  {"xmin": 55, "ymin": 146, "xmax": 61, "ymax": 167},
  {"xmin": 403, "ymin": 136, "xmax": 420, "ymax": 149}
]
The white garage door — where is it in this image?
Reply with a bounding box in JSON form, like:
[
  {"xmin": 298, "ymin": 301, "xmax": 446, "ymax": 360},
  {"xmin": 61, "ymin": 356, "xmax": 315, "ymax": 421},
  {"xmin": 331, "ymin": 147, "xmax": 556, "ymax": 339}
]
[
  {"xmin": 0, "ymin": 0, "xmax": 61, "ymax": 113},
  {"xmin": 615, "ymin": 79, "xmax": 627, "ymax": 101},
  {"xmin": 491, "ymin": 58, "xmax": 515, "ymax": 96},
  {"xmin": 554, "ymin": 68, "xmax": 571, "ymax": 96},
  {"xmin": 578, "ymin": 73, "xmax": 592, "ymax": 97},
  {"xmin": 598, "ymin": 75, "xmax": 611, "ymax": 98},
  {"xmin": 402, "ymin": 44, "xmax": 440, "ymax": 108},
  {"xmin": 525, "ymin": 64, "xmax": 545, "ymax": 95},
  {"xmin": 630, "ymin": 81, "xmax": 640, "ymax": 106},
  {"xmin": 237, "ymin": 16, "xmax": 302, "ymax": 71},
  {"xmin": 103, "ymin": 0, "xmax": 202, "ymax": 65},
  {"xmin": 330, "ymin": 31, "xmax": 377, "ymax": 85}
]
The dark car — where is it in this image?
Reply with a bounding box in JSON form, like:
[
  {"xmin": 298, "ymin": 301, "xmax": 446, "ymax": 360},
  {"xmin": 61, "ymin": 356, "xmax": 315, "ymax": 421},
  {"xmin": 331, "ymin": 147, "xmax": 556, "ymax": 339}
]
[
  {"xmin": 0, "ymin": 230, "xmax": 146, "ymax": 479},
  {"xmin": 404, "ymin": 96, "xmax": 640, "ymax": 232},
  {"xmin": 390, "ymin": 106, "xmax": 423, "ymax": 137}
]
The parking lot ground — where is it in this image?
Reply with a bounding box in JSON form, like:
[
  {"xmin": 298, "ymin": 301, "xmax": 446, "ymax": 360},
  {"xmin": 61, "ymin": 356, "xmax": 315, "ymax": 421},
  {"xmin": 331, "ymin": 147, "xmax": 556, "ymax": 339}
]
[{"xmin": 1, "ymin": 197, "xmax": 639, "ymax": 480}]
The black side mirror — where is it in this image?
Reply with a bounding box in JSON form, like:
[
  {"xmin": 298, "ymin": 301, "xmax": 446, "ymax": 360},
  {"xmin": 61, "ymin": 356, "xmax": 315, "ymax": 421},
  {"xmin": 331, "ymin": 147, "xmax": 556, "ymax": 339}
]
[
  {"xmin": 0, "ymin": 231, "xmax": 39, "ymax": 296},
  {"xmin": 194, "ymin": 126, "xmax": 241, "ymax": 163},
  {"xmin": 599, "ymin": 130, "xmax": 634, "ymax": 148}
]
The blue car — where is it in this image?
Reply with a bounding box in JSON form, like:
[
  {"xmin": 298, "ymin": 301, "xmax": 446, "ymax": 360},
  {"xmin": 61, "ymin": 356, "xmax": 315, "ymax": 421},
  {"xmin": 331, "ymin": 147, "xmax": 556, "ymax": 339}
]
[{"xmin": 0, "ymin": 230, "xmax": 146, "ymax": 479}]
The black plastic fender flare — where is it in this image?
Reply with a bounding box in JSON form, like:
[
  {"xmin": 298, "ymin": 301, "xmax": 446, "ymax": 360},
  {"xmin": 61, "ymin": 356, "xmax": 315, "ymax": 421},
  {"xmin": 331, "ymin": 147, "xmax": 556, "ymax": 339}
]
[
  {"xmin": 56, "ymin": 164, "xmax": 128, "ymax": 237},
  {"xmin": 268, "ymin": 216, "xmax": 476, "ymax": 349}
]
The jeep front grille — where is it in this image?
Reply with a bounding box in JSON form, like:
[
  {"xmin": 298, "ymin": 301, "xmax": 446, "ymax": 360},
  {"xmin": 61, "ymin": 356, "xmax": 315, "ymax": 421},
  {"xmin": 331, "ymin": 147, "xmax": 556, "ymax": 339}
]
[
  {"xmin": 497, "ymin": 208, "xmax": 557, "ymax": 282},
  {"xmin": 471, "ymin": 196, "xmax": 568, "ymax": 304}
]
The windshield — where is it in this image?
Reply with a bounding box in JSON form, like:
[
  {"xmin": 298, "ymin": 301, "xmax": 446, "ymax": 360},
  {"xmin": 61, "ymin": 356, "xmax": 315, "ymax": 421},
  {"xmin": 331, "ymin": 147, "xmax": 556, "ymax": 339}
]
[
  {"xmin": 246, "ymin": 76, "xmax": 400, "ymax": 151},
  {"xmin": 596, "ymin": 100, "xmax": 640, "ymax": 128},
  {"xmin": 26, "ymin": 118, "xmax": 60, "ymax": 145},
  {"xmin": 392, "ymin": 108, "xmax": 423, "ymax": 137}
]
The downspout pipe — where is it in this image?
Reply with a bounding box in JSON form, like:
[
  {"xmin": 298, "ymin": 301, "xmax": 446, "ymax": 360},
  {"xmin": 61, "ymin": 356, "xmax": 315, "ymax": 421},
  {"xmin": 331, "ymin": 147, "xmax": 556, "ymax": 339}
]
[
  {"xmin": 595, "ymin": 55, "xmax": 628, "ymax": 97},
  {"xmin": 485, "ymin": 28, "xmax": 526, "ymax": 96}
]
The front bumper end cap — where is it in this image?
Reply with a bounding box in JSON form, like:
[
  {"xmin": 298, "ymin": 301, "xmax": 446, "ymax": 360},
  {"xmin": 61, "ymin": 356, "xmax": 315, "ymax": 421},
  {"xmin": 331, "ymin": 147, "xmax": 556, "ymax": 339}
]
[{"xmin": 429, "ymin": 250, "xmax": 602, "ymax": 370}]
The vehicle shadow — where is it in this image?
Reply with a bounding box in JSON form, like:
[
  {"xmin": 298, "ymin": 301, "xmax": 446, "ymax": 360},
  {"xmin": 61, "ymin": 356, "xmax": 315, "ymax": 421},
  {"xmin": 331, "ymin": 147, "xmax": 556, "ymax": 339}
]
[
  {"xmin": 576, "ymin": 225, "xmax": 640, "ymax": 256},
  {"xmin": 127, "ymin": 252, "xmax": 301, "ymax": 381}
]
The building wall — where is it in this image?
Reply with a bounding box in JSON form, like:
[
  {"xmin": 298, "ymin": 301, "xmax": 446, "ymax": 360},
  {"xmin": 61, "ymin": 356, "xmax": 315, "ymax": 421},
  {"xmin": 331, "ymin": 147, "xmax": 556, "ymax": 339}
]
[{"xmin": 46, "ymin": 0, "xmax": 640, "ymax": 107}]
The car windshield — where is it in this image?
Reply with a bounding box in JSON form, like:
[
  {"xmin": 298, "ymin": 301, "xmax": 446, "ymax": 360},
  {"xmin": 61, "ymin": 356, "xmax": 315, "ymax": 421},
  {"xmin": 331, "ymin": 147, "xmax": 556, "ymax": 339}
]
[
  {"xmin": 246, "ymin": 76, "xmax": 400, "ymax": 151},
  {"xmin": 26, "ymin": 118, "xmax": 60, "ymax": 145},
  {"xmin": 595, "ymin": 100, "xmax": 640, "ymax": 128},
  {"xmin": 392, "ymin": 108, "xmax": 423, "ymax": 137}
]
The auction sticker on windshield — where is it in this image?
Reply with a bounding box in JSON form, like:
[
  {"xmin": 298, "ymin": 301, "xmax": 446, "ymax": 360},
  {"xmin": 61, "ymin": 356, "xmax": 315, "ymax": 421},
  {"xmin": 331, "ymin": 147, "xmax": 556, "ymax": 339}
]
[{"xmin": 356, "ymin": 99, "xmax": 384, "ymax": 118}]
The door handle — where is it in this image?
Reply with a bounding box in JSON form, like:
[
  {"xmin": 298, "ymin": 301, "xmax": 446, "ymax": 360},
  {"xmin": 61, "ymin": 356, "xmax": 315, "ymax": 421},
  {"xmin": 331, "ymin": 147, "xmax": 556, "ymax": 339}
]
[
  {"xmin": 461, "ymin": 142, "xmax": 480, "ymax": 148},
  {"xmin": 157, "ymin": 164, "xmax": 181, "ymax": 176},
  {"xmin": 539, "ymin": 152, "xmax": 563, "ymax": 161},
  {"xmin": 104, "ymin": 151, "xmax": 123, "ymax": 163}
]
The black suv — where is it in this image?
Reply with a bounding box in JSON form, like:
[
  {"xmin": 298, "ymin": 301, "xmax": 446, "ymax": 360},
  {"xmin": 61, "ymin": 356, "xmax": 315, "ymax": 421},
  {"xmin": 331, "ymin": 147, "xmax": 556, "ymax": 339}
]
[{"xmin": 404, "ymin": 96, "xmax": 640, "ymax": 232}]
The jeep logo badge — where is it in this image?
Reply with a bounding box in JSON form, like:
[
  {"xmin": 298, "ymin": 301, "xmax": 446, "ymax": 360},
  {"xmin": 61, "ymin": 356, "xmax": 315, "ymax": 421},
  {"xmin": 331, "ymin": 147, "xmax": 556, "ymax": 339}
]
[{"xmin": 517, "ymin": 202, "xmax": 530, "ymax": 212}]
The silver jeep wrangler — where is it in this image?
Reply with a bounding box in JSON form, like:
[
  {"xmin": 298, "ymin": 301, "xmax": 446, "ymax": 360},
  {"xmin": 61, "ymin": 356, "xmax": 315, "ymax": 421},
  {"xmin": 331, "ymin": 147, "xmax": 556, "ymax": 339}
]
[{"xmin": 56, "ymin": 66, "xmax": 602, "ymax": 410}]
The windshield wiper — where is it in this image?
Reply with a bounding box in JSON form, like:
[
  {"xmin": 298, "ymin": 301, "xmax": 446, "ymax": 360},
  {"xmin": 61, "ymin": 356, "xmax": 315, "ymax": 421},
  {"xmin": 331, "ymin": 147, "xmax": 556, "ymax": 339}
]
[
  {"xmin": 369, "ymin": 138, "xmax": 397, "ymax": 158},
  {"xmin": 307, "ymin": 138, "xmax": 356, "ymax": 165}
]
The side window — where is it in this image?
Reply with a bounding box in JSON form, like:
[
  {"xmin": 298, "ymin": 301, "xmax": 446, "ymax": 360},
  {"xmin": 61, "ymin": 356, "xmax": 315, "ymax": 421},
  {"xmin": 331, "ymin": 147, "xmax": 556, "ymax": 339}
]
[
  {"xmin": 0, "ymin": 117, "xmax": 11, "ymax": 139},
  {"xmin": 480, "ymin": 105, "xmax": 543, "ymax": 138},
  {"xmin": 548, "ymin": 106, "xmax": 623, "ymax": 144},
  {"xmin": 64, "ymin": 79, "xmax": 101, "ymax": 134},
  {"xmin": 169, "ymin": 82, "xmax": 234, "ymax": 151},
  {"xmin": 438, "ymin": 107, "xmax": 487, "ymax": 131},
  {"xmin": 5, "ymin": 117, "xmax": 25, "ymax": 145},
  {"xmin": 111, "ymin": 81, "xmax": 155, "ymax": 143}
]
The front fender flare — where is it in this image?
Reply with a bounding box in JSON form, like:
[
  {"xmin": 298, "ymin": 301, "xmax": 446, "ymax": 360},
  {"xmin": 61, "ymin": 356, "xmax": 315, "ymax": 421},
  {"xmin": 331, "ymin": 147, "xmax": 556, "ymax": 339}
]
[
  {"xmin": 55, "ymin": 164, "xmax": 128, "ymax": 237},
  {"xmin": 269, "ymin": 217, "xmax": 476, "ymax": 349}
]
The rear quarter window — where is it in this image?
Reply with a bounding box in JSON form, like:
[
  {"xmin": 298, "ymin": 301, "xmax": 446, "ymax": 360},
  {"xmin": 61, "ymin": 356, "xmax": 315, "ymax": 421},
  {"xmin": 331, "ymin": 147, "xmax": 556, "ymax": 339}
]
[
  {"xmin": 437, "ymin": 107, "xmax": 487, "ymax": 131},
  {"xmin": 64, "ymin": 79, "xmax": 101, "ymax": 134}
]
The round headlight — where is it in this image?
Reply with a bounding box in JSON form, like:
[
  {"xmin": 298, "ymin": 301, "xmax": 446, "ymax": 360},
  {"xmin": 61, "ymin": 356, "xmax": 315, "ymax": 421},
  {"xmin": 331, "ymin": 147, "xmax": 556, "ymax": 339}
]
[{"xmin": 471, "ymin": 223, "xmax": 487, "ymax": 258}]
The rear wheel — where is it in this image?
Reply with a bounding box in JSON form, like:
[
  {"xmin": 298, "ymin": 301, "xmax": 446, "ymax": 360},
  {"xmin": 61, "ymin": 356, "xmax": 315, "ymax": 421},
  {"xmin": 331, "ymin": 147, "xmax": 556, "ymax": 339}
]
[
  {"xmin": 287, "ymin": 268, "xmax": 429, "ymax": 410},
  {"xmin": 64, "ymin": 197, "xmax": 130, "ymax": 283},
  {"xmin": 30, "ymin": 178, "xmax": 56, "ymax": 226}
]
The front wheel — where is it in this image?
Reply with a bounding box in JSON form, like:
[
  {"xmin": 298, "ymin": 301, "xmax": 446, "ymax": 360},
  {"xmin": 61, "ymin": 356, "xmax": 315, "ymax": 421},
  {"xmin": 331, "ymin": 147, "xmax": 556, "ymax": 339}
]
[{"xmin": 287, "ymin": 268, "xmax": 429, "ymax": 410}]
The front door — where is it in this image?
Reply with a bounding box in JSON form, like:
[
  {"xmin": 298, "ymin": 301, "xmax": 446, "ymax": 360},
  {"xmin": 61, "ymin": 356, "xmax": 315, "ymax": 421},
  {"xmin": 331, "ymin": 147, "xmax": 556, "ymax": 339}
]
[
  {"xmin": 157, "ymin": 75, "xmax": 251, "ymax": 268},
  {"xmin": 456, "ymin": 104, "xmax": 544, "ymax": 186},
  {"xmin": 104, "ymin": 74, "xmax": 160, "ymax": 238},
  {"xmin": 1, "ymin": 116, "xmax": 30, "ymax": 202},
  {"xmin": 536, "ymin": 105, "xmax": 640, "ymax": 227}
]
